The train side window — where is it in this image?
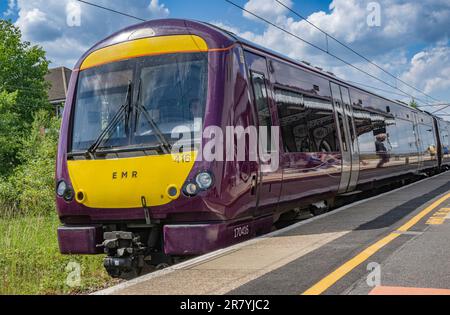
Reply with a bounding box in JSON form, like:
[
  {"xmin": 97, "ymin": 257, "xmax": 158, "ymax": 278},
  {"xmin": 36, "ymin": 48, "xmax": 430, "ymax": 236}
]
[
  {"xmin": 275, "ymin": 88, "xmax": 338, "ymax": 153},
  {"xmin": 395, "ymin": 119, "xmax": 416, "ymax": 153},
  {"xmin": 418, "ymin": 124, "xmax": 436, "ymax": 155},
  {"xmin": 331, "ymin": 84, "xmax": 348, "ymax": 152},
  {"xmin": 353, "ymin": 112, "xmax": 376, "ymax": 153},
  {"xmin": 340, "ymin": 88, "xmax": 356, "ymax": 148},
  {"xmin": 250, "ymin": 71, "xmax": 272, "ymax": 152}
]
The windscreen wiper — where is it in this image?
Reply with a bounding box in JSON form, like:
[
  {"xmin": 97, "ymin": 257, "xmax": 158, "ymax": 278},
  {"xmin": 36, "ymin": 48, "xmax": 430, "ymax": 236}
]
[
  {"xmin": 135, "ymin": 79, "xmax": 172, "ymax": 154},
  {"xmin": 86, "ymin": 81, "xmax": 133, "ymax": 157}
]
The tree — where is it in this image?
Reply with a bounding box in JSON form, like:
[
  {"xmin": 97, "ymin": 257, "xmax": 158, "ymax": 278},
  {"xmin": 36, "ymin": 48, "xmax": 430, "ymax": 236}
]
[
  {"xmin": 0, "ymin": 20, "xmax": 50, "ymax": 128},
  {"xmin": 12, "ymin": 110, "xmax": 61, "ymax": 215},
  {"xmin": 410, "ymin": 99, "xmax": 418, "ymax": 109},
  {"xmin": 0, "ymin": 109, "xmax": 61, "ymax": 215},
  {"xmin": 0, "ymin": 20, "xmax": 51, "ymax": 176},
  {"xmin": 0, "ymin": 91, "xmax": 20, "ymax": 176}
]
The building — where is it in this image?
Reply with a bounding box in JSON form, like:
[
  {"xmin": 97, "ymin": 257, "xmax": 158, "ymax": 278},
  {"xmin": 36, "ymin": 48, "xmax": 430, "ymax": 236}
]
[{"xmin": 45, "ymin": 67, "xmax": 72, "ymax": 116}]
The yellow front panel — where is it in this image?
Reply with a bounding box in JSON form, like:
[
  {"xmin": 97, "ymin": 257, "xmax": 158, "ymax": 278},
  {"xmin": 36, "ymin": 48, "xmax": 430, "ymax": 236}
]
[
  {"xmin": 80, "ymin": 35, "xmax": 208, "ymax": 70},
  {"xmin": 67, "ymin": 152, "xmax": 197, "ymax": 209}
]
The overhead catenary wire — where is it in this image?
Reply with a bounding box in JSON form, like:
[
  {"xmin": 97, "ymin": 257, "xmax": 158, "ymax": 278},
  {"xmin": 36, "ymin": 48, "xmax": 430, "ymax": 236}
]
[
  {"xmin": 74, "ymin": 0, "xmax": 447, "ymax": 111},
  {"xmin": 223, "ymin": 0, "xmax": 440, "ymax": 109},
  {"xmin": 344, "ymin": 81, "xmax": 450, "ymax": 109},
  {"xmin": 1, "ymin": 84, "xmax": 48, "ymax": 93},
  {"xmin": 274, "ymin": 0, "xmax": 442, "ymax": 104},
  {"xmin": 433, "ymin": 104, "xmax": 450, "ymax": 114},
  {"xmin": 37, "ymin": 0, "xmax": 448, "ymax": 116},
  {"xmin": 76, "ymin": 0, "xmax": 146, "ymax": 22},
  {"xmin": 344, "ymin": 80, "xmax": 427, "ymax": 101},
  {"xmin": 1, "ymin": 2, "xmax": 145, "ymax": 98}
]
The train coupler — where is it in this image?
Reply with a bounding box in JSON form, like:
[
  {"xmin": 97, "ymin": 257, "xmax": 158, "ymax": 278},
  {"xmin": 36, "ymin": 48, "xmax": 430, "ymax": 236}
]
[{"xmin": 101, "ymin": 231, "xmax": 147, "ymax": 279}]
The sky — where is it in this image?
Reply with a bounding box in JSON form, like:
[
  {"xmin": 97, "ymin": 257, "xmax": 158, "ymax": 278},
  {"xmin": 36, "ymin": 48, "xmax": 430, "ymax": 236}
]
[{"xmin": 1, "ymin": 0, "xmax": 450, "ymax": 115}]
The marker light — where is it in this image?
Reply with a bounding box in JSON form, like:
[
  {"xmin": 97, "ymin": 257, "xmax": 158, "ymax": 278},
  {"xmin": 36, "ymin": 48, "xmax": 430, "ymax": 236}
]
[
  {"xmin": 183, "ymin": 182, "xmax": 199, "ymax": 197},
  {"xmin": 76, "ymin": 190, "xmax": 86, "ymax": 203},
  {"xmin": 195, "ymin": 172, "xmax": 213, "ymax": 190},
  {"xmin": 167, "ymin": 185, "xmax": 180, "ymax": 199},
  {"xmin": 168, "ymin": 186, "xmax": 178, "ymax": 197}
]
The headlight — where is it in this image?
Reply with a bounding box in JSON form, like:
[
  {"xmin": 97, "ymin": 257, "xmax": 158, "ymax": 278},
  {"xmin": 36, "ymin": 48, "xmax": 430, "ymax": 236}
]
[
  {"xmin": 183, "ymin": 182, "xmax": 199, "ymax": 196},
  {"xmin": 56, "ymin": 180, "xmax": 74, "ymax": 202},
  {"xmin": 56, "ymin": 181, "xmax": 67, "ymax": 197},
  {"xmin": 195, "ymin": 172, "xmax": 213, "ymax": 190}
]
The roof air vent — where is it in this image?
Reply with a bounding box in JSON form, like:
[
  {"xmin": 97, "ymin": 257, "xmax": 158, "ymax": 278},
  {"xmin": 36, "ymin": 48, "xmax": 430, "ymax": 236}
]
[{"xmin": 128, "ymin": 28, "xmax": 156, "ymax": 40}]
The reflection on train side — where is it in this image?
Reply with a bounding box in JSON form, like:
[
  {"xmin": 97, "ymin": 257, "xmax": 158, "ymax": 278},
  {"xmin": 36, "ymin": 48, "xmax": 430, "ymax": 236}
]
[
  {"xmin": 352, "ymin": 107, "xmax": 437, "ymax": 183},
  {"xmin": 439, "ymin": 119, "xmax": 450, "ymax": 164}
]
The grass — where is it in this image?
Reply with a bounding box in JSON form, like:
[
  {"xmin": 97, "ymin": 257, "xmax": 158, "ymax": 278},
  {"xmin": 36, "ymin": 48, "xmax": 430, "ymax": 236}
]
[{"xmin": 0, "ymin": 211, "xmax": 119, "ymax": 295}]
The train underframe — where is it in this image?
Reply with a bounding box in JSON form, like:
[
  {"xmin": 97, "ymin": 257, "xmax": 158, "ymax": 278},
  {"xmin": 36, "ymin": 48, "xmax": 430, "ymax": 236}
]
[{"xmin": 101, "ymin": 225, "xmax": 176, "ymax": 279}]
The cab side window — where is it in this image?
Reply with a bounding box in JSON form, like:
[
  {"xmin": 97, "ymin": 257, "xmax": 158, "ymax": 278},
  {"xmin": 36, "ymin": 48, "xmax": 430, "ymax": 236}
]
[{"xmin": 250, "ymin": 71, "xmax": 272, "ymax": 152}]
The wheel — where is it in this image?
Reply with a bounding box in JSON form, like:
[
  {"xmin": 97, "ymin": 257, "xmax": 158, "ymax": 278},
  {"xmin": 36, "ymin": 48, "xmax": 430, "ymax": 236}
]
[
  {"xmin": 155, "ymin": 263, "xmax": 170, "ymax": 270},
  {"xmin": 105, "ymin": 266, "xmax": 143, "ymax": 280}
]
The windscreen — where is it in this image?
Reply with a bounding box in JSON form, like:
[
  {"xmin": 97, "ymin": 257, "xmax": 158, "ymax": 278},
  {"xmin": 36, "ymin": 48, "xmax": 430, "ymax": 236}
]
[{"xmin": 71, "ymin": 52, "xmax": 208, "ymax": 153}]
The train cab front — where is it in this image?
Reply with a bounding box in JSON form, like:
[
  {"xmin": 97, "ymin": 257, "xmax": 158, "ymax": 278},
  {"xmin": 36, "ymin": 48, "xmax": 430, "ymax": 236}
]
[{"xmin": 54, "ymin": 24, "xmax": 229, "ymax": 278}]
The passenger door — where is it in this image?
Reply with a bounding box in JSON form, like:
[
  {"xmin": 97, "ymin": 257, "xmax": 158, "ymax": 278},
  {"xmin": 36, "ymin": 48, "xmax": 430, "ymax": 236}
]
[
  {"xmin": 413, "ymin": 113, "xmax": 424, "ymax": 171},
  {"xmin": 245, "ymin": 51, "xmax": 282, "ymax": 217},
  {"xmin": 330, "ymin": 82, "xmax": 359, "ymax": 193},
  {"xmin": 340, "ymin": 86, "xmax": 360, "ymax": 191}
]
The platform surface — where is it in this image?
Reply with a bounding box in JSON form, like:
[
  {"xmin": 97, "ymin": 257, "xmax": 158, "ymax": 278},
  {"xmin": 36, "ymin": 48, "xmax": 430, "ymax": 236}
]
[{"xmin": 96, "ymin": 172, "xmax": 450, "ymax": 295}]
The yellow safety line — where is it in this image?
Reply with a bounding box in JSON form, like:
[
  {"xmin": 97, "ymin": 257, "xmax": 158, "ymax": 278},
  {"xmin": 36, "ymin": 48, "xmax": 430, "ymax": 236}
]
[
  {"xmin": 397, "ymin": 193, "xmax": 450, "ymax": 232},
  {"xmin": 302, "ymin": 192, "xmax": 450, "ymax": 295}
]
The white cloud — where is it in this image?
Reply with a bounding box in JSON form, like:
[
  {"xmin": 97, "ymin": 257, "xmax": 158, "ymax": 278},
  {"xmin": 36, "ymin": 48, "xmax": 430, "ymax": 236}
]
[
  {"xmin": 14, "ymin": 0, "xmax": 170, "ymax": 68},
  {"xmin": 236, "ymin": 0, "xmax": 450, "ymax": 58},
  {"xmin": 3, "ymin": 0, "xmax": 16, "ymax": 16},
  {"xmin": 16, "ymin": 7, "xmax": 62, "ymax": 41},
  {"xmin": 212, "ymin": 21, "xmax": 260, "ymax": 43},
  {"xmin": 401, "ymin": 45, "xmax": 450, "ymax": 97},
  {"xmin": 148, "ymin": 0, "xmax": 169, "ymax": 18},
  {"xmin": 216, "ymin": 0, "xmax": 450, "ymax": 104},
  {"xmin": 243, "ymin": 0, "xmax": 293, "ymax": 22}
]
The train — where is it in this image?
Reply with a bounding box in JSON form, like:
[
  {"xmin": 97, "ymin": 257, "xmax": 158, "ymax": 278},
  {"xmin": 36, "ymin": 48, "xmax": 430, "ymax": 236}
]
[{"xmin": 55, "ymin": 19, "xmax": 450, "ymax": 278}]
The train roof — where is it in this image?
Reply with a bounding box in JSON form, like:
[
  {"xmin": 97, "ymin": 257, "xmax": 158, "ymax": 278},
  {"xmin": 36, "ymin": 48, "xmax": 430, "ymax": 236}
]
[
  {"xmin": 206, "ymin": 24, "xmax": 425, "ymax": 115},
  {"xmin": 74, "ymin": 18, "xmax": 442, "ymax": 121},
  {"xmin": 74, "ymin": 19, "xmax": 236, "ymax": 70},
  {"xmin": 200, "ymin": 22, "xmax": 442, "ymax": 120}
]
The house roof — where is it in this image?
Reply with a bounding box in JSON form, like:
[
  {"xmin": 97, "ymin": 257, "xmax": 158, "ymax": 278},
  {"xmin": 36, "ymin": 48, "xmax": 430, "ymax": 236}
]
[{"xmin": 45, "ymin": 67, "xmax": 72, "ymax": 103}]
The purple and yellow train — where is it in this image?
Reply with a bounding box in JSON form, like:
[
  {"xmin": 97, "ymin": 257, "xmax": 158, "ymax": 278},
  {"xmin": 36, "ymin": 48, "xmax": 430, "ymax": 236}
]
[{"xmin": 56, "ymin": 19, "xmax": 450, "ymax": 277}]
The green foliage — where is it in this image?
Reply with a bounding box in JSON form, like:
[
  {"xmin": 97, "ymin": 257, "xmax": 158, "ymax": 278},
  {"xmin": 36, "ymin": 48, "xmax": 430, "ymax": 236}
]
[
  {"xmin": 0, "ymin": 110, "xmax": 60, "ymax": 216},
  {"xmin": 410, "ymin": 99, "xmax": 419, "ymax": 109},
  {"xmin": 0, "ymin": 20, "xmax": 51, "ymax": 123},
  {"xmin": 0, "ymin": 213, "xmax": 117, "ymax": 294},
  {"xmin": 0, "ymin": 20, "xmax": 51, "ymax": 176},
  {"xmin": 0, "ymin": 91, "xmax": 20, "ymax": 177},
  {"xmin": 0, "ymin": 111, "xmax": 116, "ymax": 294},
  {"xmin": 0, "ymin": 20, "xmax": 111, "ymax": 296}
]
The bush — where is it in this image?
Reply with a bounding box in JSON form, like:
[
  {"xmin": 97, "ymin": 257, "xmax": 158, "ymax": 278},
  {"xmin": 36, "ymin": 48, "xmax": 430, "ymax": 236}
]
[
  {"xmin": 0, "ymin": 20, "xmax": 50, "ymax": 176},
  {"xmin": 0, "ymin": 212, "xmax": 116, "ymax": 294},
  {"xmin": 0, "ymin": 91, "xmax": 20, "ymax": 179},
  {"xmin": 0, "ymin": 110, "xmax": 60, "ymax": 216}
]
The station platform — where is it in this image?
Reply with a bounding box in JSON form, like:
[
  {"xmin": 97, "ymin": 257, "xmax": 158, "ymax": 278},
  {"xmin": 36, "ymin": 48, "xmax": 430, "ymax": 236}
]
[{"xmin": 96, "ymin": 171, "xmax": 450, "ymax": 295}]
